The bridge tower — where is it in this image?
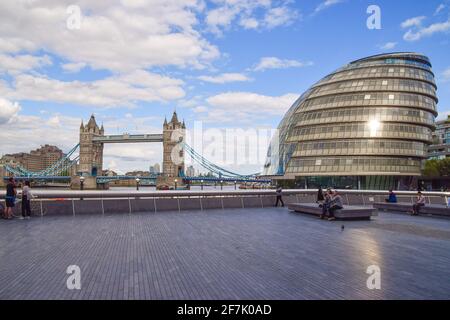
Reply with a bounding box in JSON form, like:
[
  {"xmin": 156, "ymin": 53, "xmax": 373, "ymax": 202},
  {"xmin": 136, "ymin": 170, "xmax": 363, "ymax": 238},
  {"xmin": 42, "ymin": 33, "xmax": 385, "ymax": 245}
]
[
  {"xmin": 71, "ymin": 115, "xmax": 104, "ymax": 189},
  {"xmin": 162, "ymin": 111, "xmax": 185, "ymax": 177}
]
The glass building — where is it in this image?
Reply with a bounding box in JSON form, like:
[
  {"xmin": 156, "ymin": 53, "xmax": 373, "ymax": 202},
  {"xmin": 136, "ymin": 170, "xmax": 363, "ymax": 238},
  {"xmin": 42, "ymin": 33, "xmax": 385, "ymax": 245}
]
[
  {"xmin": 428, "ymin": 115, "xmax": 450, "ymax": 159},
  {"xmin": 263, "ymin": 53, "xmax": 438, "ymax": 190}
]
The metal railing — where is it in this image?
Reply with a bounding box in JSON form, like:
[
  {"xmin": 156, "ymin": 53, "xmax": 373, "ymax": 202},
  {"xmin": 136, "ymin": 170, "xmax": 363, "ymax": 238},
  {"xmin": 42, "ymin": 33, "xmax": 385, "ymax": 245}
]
[{"xmin": 1, "ymin": 188, "xmax": 448, "ymax": 200}]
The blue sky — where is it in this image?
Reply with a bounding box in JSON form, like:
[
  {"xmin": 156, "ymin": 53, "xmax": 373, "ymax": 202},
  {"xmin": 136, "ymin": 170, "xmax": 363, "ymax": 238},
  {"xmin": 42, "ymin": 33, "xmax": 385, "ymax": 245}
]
[{"xmin": 0, "ymin": 0, "xmax": 449, "ymax": 173}]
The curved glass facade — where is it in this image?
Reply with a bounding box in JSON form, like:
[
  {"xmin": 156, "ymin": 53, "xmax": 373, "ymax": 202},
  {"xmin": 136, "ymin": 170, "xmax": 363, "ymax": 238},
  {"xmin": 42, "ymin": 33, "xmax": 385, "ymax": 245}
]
[{"xmin": 263, "ymin": 52, "xmax": 437, "ymax": 188}]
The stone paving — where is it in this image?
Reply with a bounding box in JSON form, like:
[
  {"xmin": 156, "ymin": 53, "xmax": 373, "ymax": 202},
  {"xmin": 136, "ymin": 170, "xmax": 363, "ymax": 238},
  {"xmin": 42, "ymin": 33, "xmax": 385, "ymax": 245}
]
[{"xmin": 0, "ymin": 208, "xmax": 449, "ymax": 300}]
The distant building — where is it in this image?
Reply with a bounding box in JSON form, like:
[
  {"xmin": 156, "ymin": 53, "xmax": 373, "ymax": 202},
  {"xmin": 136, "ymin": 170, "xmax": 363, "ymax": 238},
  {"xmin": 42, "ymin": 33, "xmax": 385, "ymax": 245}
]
[
  {"xmin": 1, "ymin": 144, "xmax": 64, "ymax": 172},
  {"xmin": 125, "ymin": 170, "xmax": 150, "ymax": 176},
  {"xmin": 102, "ymin": 169, "xmax": 117, "ymax": 176},
  {"xmin": 186, "ymin": 165, "xmax": 195, "ymax": 177},
  {"xmin": 149, "ymin": 163, "xmax": 161, "ymax": 174},
  {"xmin": 428, "ymin": 115, "xmax": 450, "ymax": 159}
]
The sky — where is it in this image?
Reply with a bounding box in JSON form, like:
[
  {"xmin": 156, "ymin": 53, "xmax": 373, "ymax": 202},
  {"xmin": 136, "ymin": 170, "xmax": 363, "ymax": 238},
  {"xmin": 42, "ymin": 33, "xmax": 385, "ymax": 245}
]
[{"xmin": 0, "ymin": 0, "xmax": 449, "ymax": 174}]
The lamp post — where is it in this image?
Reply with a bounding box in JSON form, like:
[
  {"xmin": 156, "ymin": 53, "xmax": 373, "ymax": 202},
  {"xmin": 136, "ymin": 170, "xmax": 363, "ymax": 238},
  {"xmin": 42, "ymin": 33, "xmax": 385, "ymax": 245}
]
[
  {"xmin": 136, "ymin": 178, "xmax": 140, "ymax": 191},
  {"xmin": 174, "ymin": 179, "xmax": 178, "ymax": 190},
  {"xmin": 201, "ymin": 179, "xmax": 204, "ymax": 190},
  {"xmin": 80, "ymin": 176, "xmax": 85, "ymax": 191},
  {"xmin": 234, "ymin": 180, "xmax": 237, "ymax": 190},
  {"xmin": 79, "ymin": 176, "xmax": 85, "ymax": 200},
  {"xmin": 220, "ymin": 180, "xmax": 223, "ymax": 190}
]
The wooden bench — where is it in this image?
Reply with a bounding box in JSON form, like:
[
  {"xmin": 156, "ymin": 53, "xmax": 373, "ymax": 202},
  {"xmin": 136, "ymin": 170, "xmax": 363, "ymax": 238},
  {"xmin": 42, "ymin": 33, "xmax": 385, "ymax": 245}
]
[
  {"xmin": 287, "ymin": 203, "xmax": 376, "ymax": 220},
  {"xmin": 373, "ymin": 202, "xmax": 450, "ymax": 218}
]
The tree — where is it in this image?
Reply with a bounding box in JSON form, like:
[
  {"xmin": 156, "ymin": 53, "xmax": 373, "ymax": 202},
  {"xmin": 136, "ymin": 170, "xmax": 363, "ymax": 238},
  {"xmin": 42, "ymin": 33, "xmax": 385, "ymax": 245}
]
[{"xmin": 423, "ymin": 158, "xmax": 450, "ymax": 177}]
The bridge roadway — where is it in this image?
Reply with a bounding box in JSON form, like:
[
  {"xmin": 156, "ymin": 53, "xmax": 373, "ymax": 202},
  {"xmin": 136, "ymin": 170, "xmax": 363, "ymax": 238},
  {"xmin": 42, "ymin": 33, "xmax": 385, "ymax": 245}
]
[{"xmin": 0, "ymin": 205, "xmax": 449, "ymax": 299}]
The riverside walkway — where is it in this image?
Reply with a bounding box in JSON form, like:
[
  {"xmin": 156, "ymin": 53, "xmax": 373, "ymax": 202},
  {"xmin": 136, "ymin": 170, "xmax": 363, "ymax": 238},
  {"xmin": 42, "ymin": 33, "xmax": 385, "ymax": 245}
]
[{"xmin": 1, "ymin": 207, "xmax": 449, "ymax": 300}]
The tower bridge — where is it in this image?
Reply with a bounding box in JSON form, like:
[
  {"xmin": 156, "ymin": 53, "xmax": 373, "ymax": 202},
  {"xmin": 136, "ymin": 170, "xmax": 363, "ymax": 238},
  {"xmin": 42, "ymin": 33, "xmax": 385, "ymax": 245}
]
[
  {"xmin": 76, "ymin": 112, "xmax": 185, "ymax": 189},
  {"xmin": 1, "ymin": 112, "xmax": 268, "ymax": 189}
]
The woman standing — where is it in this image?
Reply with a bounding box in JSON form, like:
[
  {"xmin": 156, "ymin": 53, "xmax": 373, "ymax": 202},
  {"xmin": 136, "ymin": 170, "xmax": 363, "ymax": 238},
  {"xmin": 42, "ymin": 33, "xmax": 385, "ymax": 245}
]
[
  {"xmin": 4, "ymin": 177, "xmax": 16, "ymax": 219},
  {"xmin": 21, "ymin": 181, "xmax": 33, "ymax": 219}
]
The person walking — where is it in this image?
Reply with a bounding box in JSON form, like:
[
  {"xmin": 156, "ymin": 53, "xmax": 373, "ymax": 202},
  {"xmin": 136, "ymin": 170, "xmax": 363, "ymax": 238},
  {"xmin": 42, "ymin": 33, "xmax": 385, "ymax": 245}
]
[
  {"xmin": 21, "ymin": 181, "xmax": 33, "ymax": 219},
  {"xmin": 412, "ymin": 191, "xmax": 426, "ymax": 216},
  {"xmin": 4, "ymin": 177, "xmax": 17, "ymax": 219},
  {"xmin": 327, "ymin": 190, "xmax": 344, "ymax": 221},
  {"xmin": 275, "ymin": 185, "xmax": 284, "ymax": 207}
]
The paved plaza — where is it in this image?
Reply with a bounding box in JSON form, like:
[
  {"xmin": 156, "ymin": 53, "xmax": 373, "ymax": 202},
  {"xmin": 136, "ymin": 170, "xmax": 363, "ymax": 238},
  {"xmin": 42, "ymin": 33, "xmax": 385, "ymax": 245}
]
[{"xmin": 0, "ymin": 207, "xmax": 449, "ymax": 300}]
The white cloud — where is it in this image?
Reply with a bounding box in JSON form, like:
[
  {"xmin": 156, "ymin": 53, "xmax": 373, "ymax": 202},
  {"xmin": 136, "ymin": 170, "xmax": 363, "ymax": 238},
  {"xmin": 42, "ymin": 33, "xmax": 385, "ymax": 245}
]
[
  {"xmin": 253, "ymin": 57, "xmax": 313, "ymax": 71},
  {"xmin": 0, "ymin": 98, "xmax": 20, "ymax": 124},
  {"xmin": 205, "ymin": 0, "xmax": 298, "ymax": 35},
  {"xmin": 314, "ymin": 0, "xmax": 344, "ymax": 14},
  {"xmin": 62, "ymin": 62, "xmax": 87, "ymax": 73},
  {"xmin": 403, "ymin": 18, "xmax": 450, "ymax": 41},
  {"xmin": 0, "ymin": 0, "xmax": 219, "ymax": 72},
  {"xmin": 264, "ymin": 6, "xmax": 298, "ymax": 28},
  {"xmin": 401, "ymin": 16, "xmax": 426, "ymax": 29},
  {"xmin": 434, "ymin": 4, "xmax": 446, "ymax": 15},
  {"xmin": 379, "ymin": 42, "xmax": 397, "ymax": 50},
  {"xmin": 2, "ymin": 70, "xmax": 185, "ymax": 108},
  {"xmin": 193, "ymin": 106, "xmax": 208, "ymax": 113},
  {"xmin": 203, "ymin": 91, "xmax": 298, "ymax": 123},
  {"xmin": 239, "ymin": 17, "xmax": 259, "ymax": 29},
  {"xmin": 197, "ymin": 72, "xmax": 251, "ymax": 84},
  {"xmin": 0, "ymin": 54, "xmax": 52, "ymax": 75},
  {"xmin": 442, "ymin": 67, "xmax": 450, "ymax": 81}
]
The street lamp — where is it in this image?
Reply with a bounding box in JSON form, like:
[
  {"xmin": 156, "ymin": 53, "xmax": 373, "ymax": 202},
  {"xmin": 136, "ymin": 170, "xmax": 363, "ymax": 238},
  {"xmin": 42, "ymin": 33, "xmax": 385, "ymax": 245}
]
[
  {"xmin": 174, "ymin": 179, "xmax": 178, "ymax": 190},
  {"xmin": 220, "ymin": 180, "xmax": 223, "ymax": 190},
  {"xmin": 79, "ymin": 176, "xmax": 85, "ymax": 200},
  {"xmin": 80, "ymin": 176, "xmax": 85, "ymax": 190},
  {"xmin": 201, "ymin": 179, "xmax": 204, "ymax": 190},
  {"xmin": 136, "ymin": 178, "xmax": 140, "ymax": 191},
  {"xmin": 234, "ymin": 180, "xmax": 237, "ymax": 190}
]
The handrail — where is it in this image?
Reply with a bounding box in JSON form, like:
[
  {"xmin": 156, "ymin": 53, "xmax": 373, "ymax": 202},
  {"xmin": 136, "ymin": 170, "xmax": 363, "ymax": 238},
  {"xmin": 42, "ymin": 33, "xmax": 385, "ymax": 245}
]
[{"xmin": 1, "ymin": 189, "xmax": 449, "ymax": 200}]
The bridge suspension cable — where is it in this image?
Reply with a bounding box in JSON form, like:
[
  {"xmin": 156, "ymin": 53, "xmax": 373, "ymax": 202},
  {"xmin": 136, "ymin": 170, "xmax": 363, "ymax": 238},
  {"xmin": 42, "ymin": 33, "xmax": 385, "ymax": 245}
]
[
  {"xmin": 4, "ymin": 144, "xmax": 80, "ymax": 177},
  {"xmin": 183, "ymin": 143, "xmax": 260, "ymax": 179}
]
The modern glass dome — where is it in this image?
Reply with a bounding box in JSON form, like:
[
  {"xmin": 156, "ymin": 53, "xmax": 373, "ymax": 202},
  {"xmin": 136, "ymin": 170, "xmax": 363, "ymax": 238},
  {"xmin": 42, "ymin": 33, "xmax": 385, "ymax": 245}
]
[{"xmin": 263, "ymin": 52, "xmax": 437, "ymax": 189}]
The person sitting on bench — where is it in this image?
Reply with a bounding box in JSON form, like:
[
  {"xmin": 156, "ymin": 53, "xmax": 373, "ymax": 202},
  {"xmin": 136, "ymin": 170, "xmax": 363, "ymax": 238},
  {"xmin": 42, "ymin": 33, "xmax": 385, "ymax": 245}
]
[
  {"xmin": 327, "ymin": 190, "xmax": 344, "ymax": 221},
  {"xmin": 320, "ymin": 188, "xmax": 332, "ymax": 219},
  {"xmin": 385, "ymin": 189, "xmax": 397, "ymax": 203},
  {"xmin": 317, "ymin": 186, "xmax": 325, "ymax": 206},
  {"xmin": 412, "ymin": 191, "xmax": 425, "ymax": 216}
]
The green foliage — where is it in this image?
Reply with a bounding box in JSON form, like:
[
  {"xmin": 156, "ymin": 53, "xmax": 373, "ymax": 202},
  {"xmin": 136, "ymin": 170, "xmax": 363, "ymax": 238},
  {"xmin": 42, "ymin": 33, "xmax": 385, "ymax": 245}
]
[{"xmin": 423, "ymin": 158, "xmax": 450, "ymax": 177}]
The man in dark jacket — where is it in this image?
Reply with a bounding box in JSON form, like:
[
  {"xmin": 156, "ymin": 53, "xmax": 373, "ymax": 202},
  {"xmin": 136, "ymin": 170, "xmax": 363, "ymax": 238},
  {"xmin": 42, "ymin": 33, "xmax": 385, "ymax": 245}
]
[{"xmin": 4, "ymin": 177, "xmax": 16, "ymax": 219}]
